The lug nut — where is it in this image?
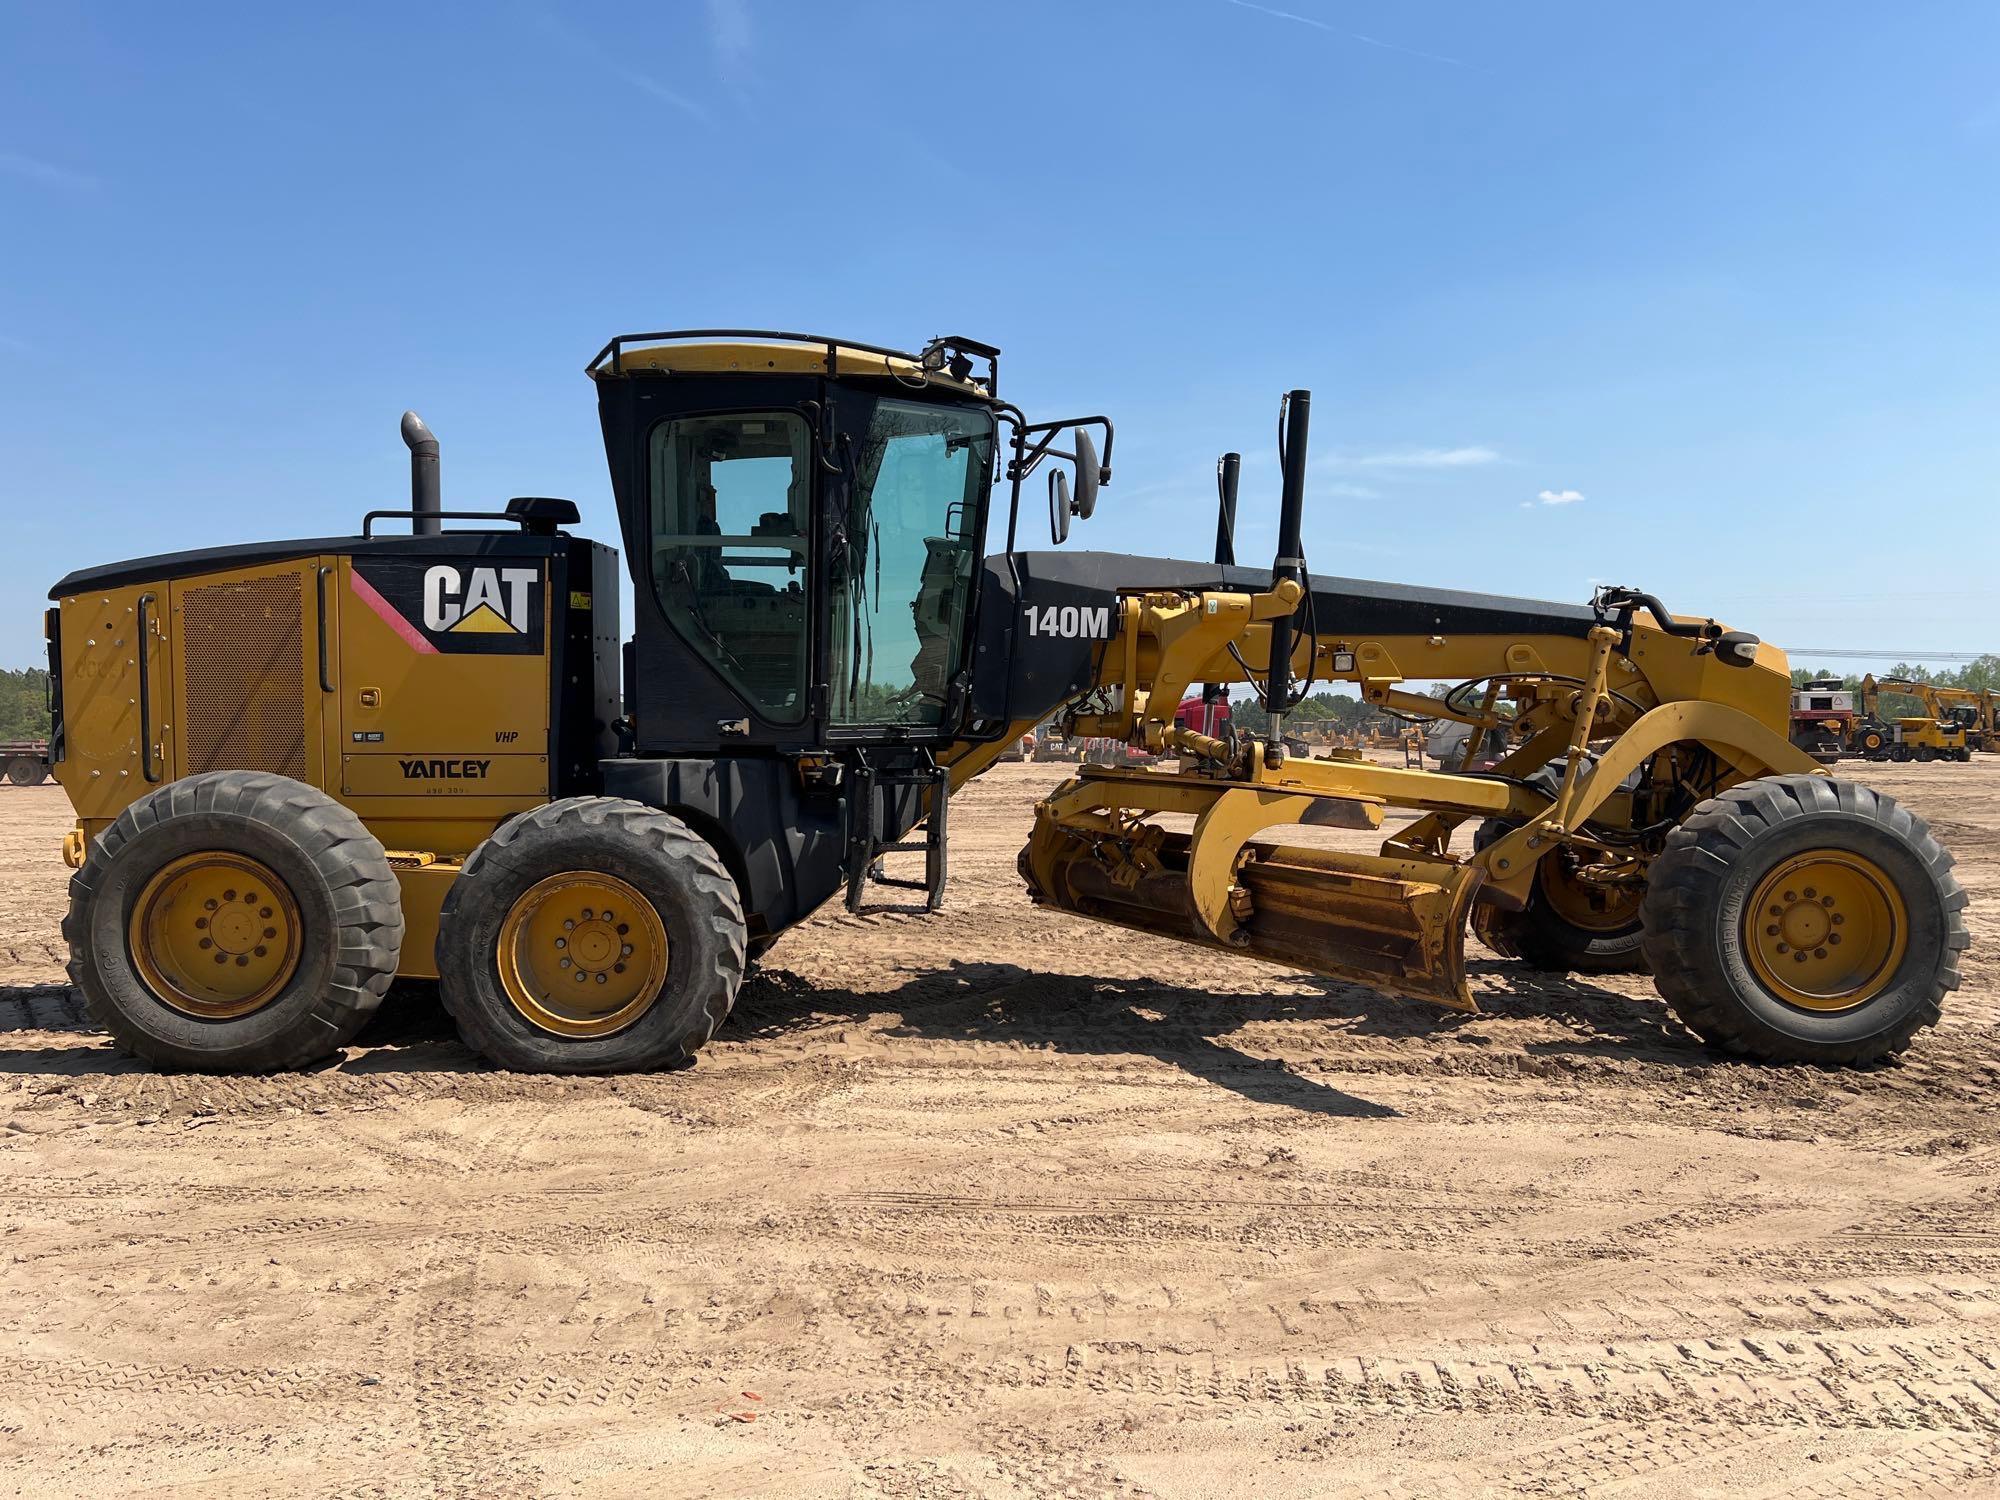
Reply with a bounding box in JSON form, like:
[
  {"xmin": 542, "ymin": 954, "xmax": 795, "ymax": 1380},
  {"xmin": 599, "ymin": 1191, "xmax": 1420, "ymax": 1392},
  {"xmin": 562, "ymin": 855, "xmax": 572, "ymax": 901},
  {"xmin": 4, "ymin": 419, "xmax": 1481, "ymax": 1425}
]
[
  {"xmin": 621, "ymin": 944, "xmax": 633, "ymax": 956},
  {"xmin": 563, "ymin": 919, "xmax": 575, "ymax": 931},
  {"xmin": 1831, "ymin": 914, "xmax": 1845, "ymax": 926},
  {"xmin": 1820, "ymin": 896, "xmax": 1834, "ymax": 908},
  {"xmin": 236, "ymin": 955, "xmax": 249, "ymax": 967},
  {"xmin": 1766, "ymin": 924, "xmax": 1781, "ymax": 936},
  {"xmin": 601, "ymin": 909, "xmax": 614, "ymax": 921},
  {"xmin": 1769, "ymin": 905, "xmax": 1783, "ymax": 917},
  {"xmin": 581, "ymin": 908, "xmax": 594, "ymax": 921},
  {"xmin": 616, "ymin": 923, "xmax": 629, "ymax": 935},
  {"xmin": 215, "ymin": 953, "xmax": 227, "ymax": 964},
  {"xmin": 224, "ymin": 889, "xmax": 237, "ymax": 901},
  {"xmin": 1813, "ymin": 948, "xmax": 1827, "ymax": 959},
  {"xmin": 198, "ymin": 938, "xmax": 212, "ymax": 949},
  {"xmin": 1829, "ymin": 933, "xmax": 1841, "ymax": 945},
  {"xmin": 195, "ymin": 917, "xmax": 208, "ymax": 929},
  {"xmin": 555, "ymin": 937, "xmax": 567, "ymax": 949},
  {"xmin": 244, "ymin": 891, "xmax": 257, "ymax": 903},
  {"xmin": 254, "ymin": 946, "xmax": 267, "ymax": 957},
  {"xmin": 595, "ymin": 974, "xmax": 607, "ymax": 984},
  {"xmin": 1776, "ymin": 943, "xmax": 1789, "ymax": 954},
  {"xmin": 260, "ymin": 906, "xmax": 273, "ymax": 918},
  {"xmin": 1793, "ymin": 951, "xmax": 1808, "ymax": 963},
  {"xmin": 263, "ymin": 927, "xmax": 276, "ymax": 939},
  {"xmin": 560, "ymin": 957, "xmax": 572, "ymax": 968},
  {"xmin": 1783, "ymin": 890, "xmax": 1796, "ymax": 903},
  {"xmin": 613, "ymin": 963, "xmax": 626, "ymax": 974},
  {"xmin": 574, "ymin": 971, "xmax": 586, "ymax": 983},
  {"xmin": 204, "ymin": 899, "xmax": 218, "ymax": 911},
  {"xmin": 1802, "ymin": 887, "xmax": 1816, "ymax": 899}
]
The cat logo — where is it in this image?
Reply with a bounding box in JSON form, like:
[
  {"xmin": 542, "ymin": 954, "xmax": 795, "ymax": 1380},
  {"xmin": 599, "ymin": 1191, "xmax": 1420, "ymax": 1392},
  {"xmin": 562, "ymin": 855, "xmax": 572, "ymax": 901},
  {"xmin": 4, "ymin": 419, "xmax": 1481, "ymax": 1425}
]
[
  {"xmin": 349, "ymin": 557, "xmax": 546, "ymax": 656},
  {"xmin": 424, "ymin": 565, "xmax": 539, "ymax": 635}
]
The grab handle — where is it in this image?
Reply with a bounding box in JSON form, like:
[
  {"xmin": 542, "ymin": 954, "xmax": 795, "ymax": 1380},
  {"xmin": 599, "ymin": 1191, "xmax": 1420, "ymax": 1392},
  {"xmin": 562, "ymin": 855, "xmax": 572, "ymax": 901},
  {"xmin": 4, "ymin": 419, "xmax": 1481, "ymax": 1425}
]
[{"xmin": 136, "ymin": 592, "xmax": 160, "ymax": 783}]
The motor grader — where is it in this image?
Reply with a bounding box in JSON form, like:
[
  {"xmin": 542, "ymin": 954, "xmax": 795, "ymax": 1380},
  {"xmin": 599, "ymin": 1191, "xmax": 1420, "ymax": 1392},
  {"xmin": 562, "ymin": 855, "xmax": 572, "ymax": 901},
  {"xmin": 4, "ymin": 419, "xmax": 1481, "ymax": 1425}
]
[{"xmin": 47, "ymin": 330, "xmax": 1965, "ymax": 1074}]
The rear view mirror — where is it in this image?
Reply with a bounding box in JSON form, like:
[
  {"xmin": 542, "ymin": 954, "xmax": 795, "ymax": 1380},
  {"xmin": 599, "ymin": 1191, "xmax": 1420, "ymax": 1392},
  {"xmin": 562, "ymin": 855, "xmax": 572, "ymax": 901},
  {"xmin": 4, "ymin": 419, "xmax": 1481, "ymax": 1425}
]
[
  {"xmin": 1072, "ymin": 431, "xmax": 1100, "ymax": 520},
  {"xmin": 1049, "ymin": 470, "xmax": 1072, "ymax": 544}
]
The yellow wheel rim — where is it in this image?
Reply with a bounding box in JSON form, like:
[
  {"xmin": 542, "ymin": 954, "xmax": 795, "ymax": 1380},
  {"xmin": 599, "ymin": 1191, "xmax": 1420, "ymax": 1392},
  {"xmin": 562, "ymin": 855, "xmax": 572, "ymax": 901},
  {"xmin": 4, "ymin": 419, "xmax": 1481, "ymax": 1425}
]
[
  {"xmin": 129, "ymin": 853, "xmax": 303, "ymax": 1019},
  {"xmin": 1537, "ymin": 851, "xmax": 1645, "ymax": 933},
  {"xmin": 496, "ymin": 872, "xmax": 669, "ymax": 1038},
  {"xmin": 1743, "ymin": 852, "xmax": 1907, "ymax": 1013}
]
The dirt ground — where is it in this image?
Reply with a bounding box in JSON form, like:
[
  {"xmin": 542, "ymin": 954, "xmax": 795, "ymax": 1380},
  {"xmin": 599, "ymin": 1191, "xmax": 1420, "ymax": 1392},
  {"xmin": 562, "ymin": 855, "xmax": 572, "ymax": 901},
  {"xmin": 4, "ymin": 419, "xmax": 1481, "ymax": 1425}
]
[{"xmin": 1, "ymin": 759, "xmax": 1997, "ymax": 1499}]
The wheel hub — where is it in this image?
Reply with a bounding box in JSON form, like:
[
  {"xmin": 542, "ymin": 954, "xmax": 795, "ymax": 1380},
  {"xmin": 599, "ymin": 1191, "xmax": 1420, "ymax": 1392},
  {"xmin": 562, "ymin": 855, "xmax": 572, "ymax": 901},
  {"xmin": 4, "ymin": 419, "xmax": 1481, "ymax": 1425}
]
[
  {"xmin": 129, "ymin": 853, "xmax": 302, "ymax": 1018},
  {"xmin": 1744, "ymin": 852, "xmax": 1906, "ymax": 1013},
  {"xmin": 496, "ymin": 873, "xmax": 670, "ymax": 1038},
  {"xmin": 1538, "ymin": 849, "xmax": 1644, "ymax": 932}
]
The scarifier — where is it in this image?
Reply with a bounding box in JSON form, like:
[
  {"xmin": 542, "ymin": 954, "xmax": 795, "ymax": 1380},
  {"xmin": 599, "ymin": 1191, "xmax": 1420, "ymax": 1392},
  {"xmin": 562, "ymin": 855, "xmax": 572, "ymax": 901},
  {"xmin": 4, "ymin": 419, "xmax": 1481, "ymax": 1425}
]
[{"xmin": 45, "ymin": 331, "xmax": 1967, "ymax": 1073}]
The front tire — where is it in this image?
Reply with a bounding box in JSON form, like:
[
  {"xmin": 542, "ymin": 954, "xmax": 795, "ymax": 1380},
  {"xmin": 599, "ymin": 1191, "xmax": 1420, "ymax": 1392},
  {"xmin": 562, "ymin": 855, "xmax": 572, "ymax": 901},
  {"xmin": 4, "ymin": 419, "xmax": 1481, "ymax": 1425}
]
[
  {"xmin": 63, "ymin": 771, "xmax": 403, "ymax": 1071},
  {"xmin": 7, "ymin": 756, "xmax": 46, "ymax": 786},
  {"xmin": 437, "ymin": 798, "xmax": 746, "ymax": 1073},
  {"xmin": 1640, "ymin": 774, "xmax": 1965, "ymax": 1065}
]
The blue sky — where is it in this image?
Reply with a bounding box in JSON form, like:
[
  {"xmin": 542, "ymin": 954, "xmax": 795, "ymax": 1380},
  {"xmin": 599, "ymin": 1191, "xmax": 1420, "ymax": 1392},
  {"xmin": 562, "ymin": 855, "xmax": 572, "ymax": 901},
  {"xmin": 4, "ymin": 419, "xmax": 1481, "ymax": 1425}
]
[{"xmin": 3, "ymin": 2, "xmax": 1996, "ymax": 675}]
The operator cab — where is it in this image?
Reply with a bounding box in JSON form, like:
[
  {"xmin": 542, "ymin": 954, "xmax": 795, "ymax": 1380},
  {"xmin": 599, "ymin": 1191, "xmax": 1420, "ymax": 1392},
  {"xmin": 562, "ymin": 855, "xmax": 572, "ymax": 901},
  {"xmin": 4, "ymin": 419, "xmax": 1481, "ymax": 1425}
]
[
  {"xmin": 594, "ymin": 333, "xmax": 986, "ymax": 754},
  {"xmin": 589, "ymin": 330, "xmax": 1112, "ymax": 760}
]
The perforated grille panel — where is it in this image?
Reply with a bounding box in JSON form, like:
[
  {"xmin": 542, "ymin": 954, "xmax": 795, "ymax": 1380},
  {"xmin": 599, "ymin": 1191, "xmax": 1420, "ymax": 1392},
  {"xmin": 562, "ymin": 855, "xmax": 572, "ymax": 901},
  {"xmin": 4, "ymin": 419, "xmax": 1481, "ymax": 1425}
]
[{"xmin": 182, "ymin": 572, "xmax": 308, "ymax": 778}]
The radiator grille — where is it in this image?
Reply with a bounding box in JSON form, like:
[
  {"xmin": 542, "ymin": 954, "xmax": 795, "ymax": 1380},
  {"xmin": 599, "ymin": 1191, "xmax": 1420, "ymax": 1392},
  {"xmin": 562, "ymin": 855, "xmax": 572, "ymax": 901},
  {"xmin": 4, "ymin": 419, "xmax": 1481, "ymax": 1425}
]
[{"xmin": 182, "ymin": 573, "xmax": 308, "ymax": 778}]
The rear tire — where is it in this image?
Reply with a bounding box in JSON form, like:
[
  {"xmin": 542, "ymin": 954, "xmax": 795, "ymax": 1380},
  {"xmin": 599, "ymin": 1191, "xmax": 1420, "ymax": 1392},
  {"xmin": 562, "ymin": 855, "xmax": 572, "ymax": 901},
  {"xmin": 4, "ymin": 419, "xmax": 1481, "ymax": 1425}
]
[
  {"xmin": 1471, "ymin": 819, "xmax": 1649, "ymax": 974},
  {"xmin": 1640, "ymin": 774, "xmax": 1965, "ymax": 1065},
  {"xmin": 438, "ymin": 798, "xmax": 746, "ymax": 1073},
  {"xmin": 7, "ymin": 757, "xmax": 45, "ymax": 786},
  {"xmin": 63, "ymin": 771, "xmax": 403, "ymax": 1071}
]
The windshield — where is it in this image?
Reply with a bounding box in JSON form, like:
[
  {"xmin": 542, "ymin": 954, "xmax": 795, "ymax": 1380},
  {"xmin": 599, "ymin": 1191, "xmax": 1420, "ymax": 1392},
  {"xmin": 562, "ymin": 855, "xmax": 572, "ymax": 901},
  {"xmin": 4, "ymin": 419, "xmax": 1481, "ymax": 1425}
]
[{"xmin": 829, "ymin": 397, "xmax": 991, "ymax": 728}]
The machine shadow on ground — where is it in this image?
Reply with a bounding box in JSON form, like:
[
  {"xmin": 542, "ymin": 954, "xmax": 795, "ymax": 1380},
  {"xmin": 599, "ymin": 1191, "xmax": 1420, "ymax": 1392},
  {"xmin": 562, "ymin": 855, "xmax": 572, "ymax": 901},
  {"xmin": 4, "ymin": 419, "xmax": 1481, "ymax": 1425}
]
[{"xmin": 0, "ymin": 951, "xmax": 1725, "ymax": 1099}]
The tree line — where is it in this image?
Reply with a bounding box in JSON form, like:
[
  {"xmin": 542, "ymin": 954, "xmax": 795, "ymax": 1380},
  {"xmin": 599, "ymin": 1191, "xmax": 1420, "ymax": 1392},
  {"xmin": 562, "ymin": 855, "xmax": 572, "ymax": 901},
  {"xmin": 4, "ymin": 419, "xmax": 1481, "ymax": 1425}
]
[{"xmin": 0, "ymin": 669, "xmax": 49, "ymax": 742}]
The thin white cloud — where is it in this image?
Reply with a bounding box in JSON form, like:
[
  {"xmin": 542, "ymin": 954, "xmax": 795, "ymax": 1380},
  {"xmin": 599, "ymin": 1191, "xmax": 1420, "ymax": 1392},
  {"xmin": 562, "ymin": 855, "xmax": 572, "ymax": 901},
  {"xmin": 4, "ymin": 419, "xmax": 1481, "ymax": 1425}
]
[
  {"xmin": 530, "ymin": 8, "xmax": 710, "ymax": 123},
  {"xmin": 1322, "ymin": 481, "xmax": 1382, "ymax": 500},
  {"xmin": 706, "ymin": 0, "xmax": 752, "ymax": 69},
  {"xmin": 0, "ymin": 150, "xmax": 96, "ymax": 191},
  {"xmin": 1219, "ymin": 0, "xmax": 1470, "ymax": 68},
  {"xmin": 1356, "ymin": 446, "xmax": 1501, "ymax": 470},
  {"xmin": 1536, "ymin": 488, "xmax": 1585, "ymax": 505}
]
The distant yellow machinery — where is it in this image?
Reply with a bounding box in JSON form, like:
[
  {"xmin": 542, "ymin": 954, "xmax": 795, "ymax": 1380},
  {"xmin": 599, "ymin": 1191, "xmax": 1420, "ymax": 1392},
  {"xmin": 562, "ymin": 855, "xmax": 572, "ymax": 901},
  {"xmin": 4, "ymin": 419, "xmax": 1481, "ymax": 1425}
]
[
  {"xmin": 46, "ymin": 332, "xmax": 1969, "ymax": 1075},
  {"xmin": 1858, "ymin": 676, "xmax": 1973, "ymax": 763}
]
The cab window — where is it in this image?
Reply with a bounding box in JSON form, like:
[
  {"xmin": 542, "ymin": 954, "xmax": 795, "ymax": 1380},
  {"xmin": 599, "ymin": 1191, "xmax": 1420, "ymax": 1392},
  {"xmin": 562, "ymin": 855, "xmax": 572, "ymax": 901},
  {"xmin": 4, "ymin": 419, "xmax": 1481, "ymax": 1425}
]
[{"xmin": 649, "ymin": 412, "xmax": 811, "ymax": 723}]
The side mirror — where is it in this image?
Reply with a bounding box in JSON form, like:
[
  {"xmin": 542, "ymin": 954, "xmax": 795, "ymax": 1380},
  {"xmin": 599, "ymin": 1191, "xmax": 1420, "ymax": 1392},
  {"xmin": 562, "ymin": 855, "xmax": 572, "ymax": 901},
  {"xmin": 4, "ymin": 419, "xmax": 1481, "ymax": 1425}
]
[
  {"xmin": 1072, "ymin": 430, "xmax": 1100, "ymax": 520},
  {"xmin": 1049, "ymin": 470, "xmax": 1072, "ymax": 544}
]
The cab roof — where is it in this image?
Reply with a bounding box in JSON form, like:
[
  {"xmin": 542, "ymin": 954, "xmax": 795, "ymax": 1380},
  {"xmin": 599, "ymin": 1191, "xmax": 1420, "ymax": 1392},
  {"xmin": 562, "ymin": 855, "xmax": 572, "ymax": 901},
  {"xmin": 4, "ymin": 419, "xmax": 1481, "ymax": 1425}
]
[{"xmin": 586, "ymin": 329, "xmax": 997, "ymax": 399}]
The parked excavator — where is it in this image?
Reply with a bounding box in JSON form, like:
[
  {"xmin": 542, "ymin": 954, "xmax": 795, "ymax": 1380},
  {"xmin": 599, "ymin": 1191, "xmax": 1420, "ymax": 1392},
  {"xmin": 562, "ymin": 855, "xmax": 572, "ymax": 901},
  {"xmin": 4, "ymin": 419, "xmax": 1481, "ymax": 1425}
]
[
  {"xmin": 1858, "ymin": 675, "xmax": 1974, "ymax": 762},
  {"xmin": 47, "ymin": 331, "xmax": 1966, "ymax": 1075}
]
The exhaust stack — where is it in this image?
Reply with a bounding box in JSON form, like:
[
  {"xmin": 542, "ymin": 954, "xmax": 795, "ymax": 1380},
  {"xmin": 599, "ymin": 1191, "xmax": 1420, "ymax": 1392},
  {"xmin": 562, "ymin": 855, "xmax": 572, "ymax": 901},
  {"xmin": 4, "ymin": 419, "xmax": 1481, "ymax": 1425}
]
[{"xmin": 400, "ymin": 411, "xmax": 441, "ymax": 536}]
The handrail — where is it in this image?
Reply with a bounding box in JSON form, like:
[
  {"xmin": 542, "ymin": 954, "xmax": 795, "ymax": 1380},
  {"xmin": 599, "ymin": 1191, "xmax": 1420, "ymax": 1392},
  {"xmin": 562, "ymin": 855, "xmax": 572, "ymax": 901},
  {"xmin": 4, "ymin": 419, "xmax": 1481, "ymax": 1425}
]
[
  {"xmin": 136, "ymin": 592, "xmax": 160, "ymax": 783},
  {"xmin": 316, "ymin": 566, "xmax": 335, "ymax": 692},
  {"xmin": 360, "ymin": 508, "xmax": 537, "ymax": 539},
  {"xmin": 591, "ymin": 328, "xmax": 924, "ymax": 377}
]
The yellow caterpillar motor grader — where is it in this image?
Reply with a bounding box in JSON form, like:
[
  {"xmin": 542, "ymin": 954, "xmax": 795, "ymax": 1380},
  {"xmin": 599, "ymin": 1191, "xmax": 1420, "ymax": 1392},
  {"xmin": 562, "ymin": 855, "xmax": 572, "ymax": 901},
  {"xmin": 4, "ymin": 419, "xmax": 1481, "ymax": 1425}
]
[{"xmin": 47, "ymin": 331, "xmax": 1966, "ymax": 1073}]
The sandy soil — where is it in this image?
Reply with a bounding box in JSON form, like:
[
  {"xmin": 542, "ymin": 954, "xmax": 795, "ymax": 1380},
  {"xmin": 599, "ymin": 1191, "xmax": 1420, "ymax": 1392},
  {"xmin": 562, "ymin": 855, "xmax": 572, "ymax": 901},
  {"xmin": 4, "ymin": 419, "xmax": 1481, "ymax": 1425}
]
[{"xmin": 1, "ymin": 759, "xmax": 1997, "ymax": 1498}]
